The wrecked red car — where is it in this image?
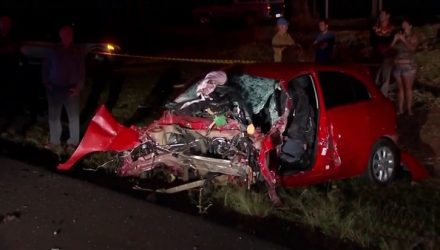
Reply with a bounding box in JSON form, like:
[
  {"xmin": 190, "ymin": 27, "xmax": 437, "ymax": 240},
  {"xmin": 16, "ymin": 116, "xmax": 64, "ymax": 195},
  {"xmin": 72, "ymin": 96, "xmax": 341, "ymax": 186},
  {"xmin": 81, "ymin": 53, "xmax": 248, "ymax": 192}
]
[{"xmin": 58, "ymin": 63, "xmax": 429, "ymax": 203}]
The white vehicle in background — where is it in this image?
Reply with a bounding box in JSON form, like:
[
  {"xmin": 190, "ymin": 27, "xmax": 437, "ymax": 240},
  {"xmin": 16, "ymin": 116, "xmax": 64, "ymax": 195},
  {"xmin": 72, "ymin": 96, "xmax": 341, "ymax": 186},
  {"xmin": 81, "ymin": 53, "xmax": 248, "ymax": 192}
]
[{"xmin": 192, "ymin": 0, "xmax": 285, "ymax": 25}]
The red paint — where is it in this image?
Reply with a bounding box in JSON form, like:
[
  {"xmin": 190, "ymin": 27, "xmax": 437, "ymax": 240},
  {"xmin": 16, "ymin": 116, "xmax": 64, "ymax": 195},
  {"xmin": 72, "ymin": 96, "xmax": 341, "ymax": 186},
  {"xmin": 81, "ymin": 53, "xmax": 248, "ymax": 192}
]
[
  {"xmin": 57, "ymin": 106, "xmax": 140, "ymax": 170},
  {"xmin": 58, "ymin": 63, "xmax": 429, "ymax": 188},
  {"xmin": 400, "ymin": 151, "xmax": 430, "ymax": 181},
  {"xmin": 155, "ymin": 111, "xmax": 241, "ymax": 130}
]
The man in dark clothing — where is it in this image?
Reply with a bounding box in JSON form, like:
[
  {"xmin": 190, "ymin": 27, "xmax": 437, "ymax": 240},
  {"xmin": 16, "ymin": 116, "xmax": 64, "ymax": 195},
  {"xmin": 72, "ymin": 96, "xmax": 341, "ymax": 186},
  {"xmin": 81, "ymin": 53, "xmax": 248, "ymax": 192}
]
[
  {"xmin": 370, "ymin": 9, "xmax": 396, "ymax": 96},
  {"xmin": 0, "ymin": 16, "xmax": 21, "ymax": 132},
  {"xmin": 313, "ymin": 19, "xmax": 335, "ymax": 64},
  {"xmin": 0, "ymin": 16, "xmax": 18, "ymax": 63},
  {"xmin": 42, "ymin": 25, "xmax": 85, "ymax": 149},
  {"xmin": 370, "ymin": 9, "xmax": 395, "ymax": 62}
]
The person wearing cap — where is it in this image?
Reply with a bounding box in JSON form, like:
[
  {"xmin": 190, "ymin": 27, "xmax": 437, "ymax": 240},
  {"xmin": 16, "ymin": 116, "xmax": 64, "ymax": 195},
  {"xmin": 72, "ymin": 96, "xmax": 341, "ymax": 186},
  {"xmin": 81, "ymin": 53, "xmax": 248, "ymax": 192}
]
[{"xmin": 272, "ymin": 17, "xmax": 295, "ymax": 62}]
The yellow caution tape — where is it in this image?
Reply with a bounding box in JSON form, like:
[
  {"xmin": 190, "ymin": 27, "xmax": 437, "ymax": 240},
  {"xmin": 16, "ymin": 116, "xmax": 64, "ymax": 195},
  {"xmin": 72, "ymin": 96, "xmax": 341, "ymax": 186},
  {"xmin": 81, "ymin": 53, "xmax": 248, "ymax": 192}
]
[{"xmin": 96, "ymin": 52, "xmax": 259, "ymax": 64}]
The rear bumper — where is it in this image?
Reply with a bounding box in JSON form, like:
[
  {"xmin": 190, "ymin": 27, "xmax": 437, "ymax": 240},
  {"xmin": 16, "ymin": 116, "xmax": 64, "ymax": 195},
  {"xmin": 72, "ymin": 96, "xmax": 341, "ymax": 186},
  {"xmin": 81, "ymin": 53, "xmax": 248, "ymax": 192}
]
[{"xmin": 400, "ymin": 151, "xmax": 430, "ymax": 181}]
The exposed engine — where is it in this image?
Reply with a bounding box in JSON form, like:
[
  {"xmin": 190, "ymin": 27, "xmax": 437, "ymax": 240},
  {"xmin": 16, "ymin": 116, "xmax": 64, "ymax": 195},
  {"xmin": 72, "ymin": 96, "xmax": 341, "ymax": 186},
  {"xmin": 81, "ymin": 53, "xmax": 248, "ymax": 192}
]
[{"xmin": 100, "ymin": 124, "xmax": 260, "ymax": 194}]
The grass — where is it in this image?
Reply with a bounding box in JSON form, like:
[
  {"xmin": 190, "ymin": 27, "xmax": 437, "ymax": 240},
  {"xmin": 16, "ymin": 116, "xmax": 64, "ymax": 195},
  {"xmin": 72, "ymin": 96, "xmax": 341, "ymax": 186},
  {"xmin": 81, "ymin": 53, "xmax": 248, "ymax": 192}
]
[
  {"xmin": 212, "ymin": 179, "xmax": 440, "ymax": 249},
  {"xmin": 213, "ymin": 184, "xmax": 274, "ymax": 218},
  {"xmin": 111, "ymin": 75, "xmax": 159, "ymax": 122},
  {"xmin": 220, "ymin": 42, "xmax": 273, "ymax": 62},
  {"xmin": 416, "ymin": 49, "xmax": 440, "ymax": 87}
]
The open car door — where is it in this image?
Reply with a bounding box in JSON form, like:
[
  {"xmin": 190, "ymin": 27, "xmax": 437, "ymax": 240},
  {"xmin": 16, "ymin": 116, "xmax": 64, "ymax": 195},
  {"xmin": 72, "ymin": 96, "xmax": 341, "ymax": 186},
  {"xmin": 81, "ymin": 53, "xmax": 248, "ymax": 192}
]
[{"xmin": 279, "ymin": 74, "xmax": 341, "ymax": 187}]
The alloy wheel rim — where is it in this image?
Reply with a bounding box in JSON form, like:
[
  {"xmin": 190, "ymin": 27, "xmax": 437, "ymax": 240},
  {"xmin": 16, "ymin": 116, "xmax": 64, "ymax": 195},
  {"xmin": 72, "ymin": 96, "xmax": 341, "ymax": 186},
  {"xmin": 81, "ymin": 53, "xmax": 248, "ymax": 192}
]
[{"xmin": 372, "ymin": 146, "xmax": 395, "ymax": 182}]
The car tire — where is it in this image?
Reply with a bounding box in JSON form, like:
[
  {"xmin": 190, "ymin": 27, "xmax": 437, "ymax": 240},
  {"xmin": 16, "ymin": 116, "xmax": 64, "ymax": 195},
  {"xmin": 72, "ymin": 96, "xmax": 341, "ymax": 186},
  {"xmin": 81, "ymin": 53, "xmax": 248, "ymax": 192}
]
[{"xmin": 366, "ymin": 139, "xmax": 399, "ymax": 185}]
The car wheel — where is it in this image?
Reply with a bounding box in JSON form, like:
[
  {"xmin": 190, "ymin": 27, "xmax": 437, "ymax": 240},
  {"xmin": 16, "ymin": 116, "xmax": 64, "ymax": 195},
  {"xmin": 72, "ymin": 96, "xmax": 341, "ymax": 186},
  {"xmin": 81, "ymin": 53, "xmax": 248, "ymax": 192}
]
[{"xmin": 366, "ymin": 139, "xmax": 399, "ymax": 185}]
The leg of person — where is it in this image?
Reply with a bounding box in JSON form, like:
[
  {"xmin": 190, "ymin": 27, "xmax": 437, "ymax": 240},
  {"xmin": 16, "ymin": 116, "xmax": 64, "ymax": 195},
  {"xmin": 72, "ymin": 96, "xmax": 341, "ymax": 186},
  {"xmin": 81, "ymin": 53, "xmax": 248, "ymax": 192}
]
[
  {"xmin": 64, "ymin": 95, "xmax": 80, "ymax": 146},
  {"xmin": 47, "ymin": 92, "xmax": 64, "ymax": 145},
  {"xmin": 273, "ymin": 48, "xmax": 282, "ymax": 62},
  {"xmin": 393, "ymin": 68, "xmax": 405, "ymax": 115},
  {"xmin": 380, "ymin": 60, "xmax": 393, "ymax": 97},
  {"xmin": 402, "ymin": 67, "xmax": 417, "ymax": 115}
]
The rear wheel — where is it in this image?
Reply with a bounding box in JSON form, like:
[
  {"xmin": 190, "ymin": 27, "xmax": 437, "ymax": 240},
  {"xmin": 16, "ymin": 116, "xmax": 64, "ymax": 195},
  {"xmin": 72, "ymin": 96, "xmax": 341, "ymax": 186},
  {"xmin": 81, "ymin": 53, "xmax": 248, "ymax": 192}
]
[{"xmin": 366, "ymin": 139, "xmax": 399, "ymax": 185}]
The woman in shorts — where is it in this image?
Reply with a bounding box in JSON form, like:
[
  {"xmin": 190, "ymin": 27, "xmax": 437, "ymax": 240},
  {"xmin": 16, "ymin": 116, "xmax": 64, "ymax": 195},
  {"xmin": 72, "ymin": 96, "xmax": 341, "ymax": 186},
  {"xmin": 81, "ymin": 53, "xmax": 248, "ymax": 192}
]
[{"xmin": 392, "ymin": 18, "xmax": 418, "ymax": 115}]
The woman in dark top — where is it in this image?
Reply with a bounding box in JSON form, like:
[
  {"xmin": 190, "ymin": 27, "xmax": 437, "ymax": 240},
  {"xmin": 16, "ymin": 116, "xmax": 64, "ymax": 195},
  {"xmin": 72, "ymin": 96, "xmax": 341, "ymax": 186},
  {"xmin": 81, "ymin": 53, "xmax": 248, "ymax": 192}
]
[
  {"xmin": 370, "ymin": 9, "xmax": 396, "ymax": 97},
  {"xmin": 371, "ymin": 9, "xmax": 395, "ymax": 61},
  {"xmin": 391, "ymin": 18, "xmax": 418, "ymax": 116}
]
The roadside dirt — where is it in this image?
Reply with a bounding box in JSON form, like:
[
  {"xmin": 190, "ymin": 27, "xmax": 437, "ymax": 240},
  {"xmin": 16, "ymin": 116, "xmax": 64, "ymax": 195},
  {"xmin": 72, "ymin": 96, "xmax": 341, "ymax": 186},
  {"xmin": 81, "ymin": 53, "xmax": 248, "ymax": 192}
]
[
  {"xmin": 419, "ymin": 107, "xmax": 440, "ymax": 175},
  {"xmin": 397, "ymin": 92, "xmax": 440, "ymax": 177}
]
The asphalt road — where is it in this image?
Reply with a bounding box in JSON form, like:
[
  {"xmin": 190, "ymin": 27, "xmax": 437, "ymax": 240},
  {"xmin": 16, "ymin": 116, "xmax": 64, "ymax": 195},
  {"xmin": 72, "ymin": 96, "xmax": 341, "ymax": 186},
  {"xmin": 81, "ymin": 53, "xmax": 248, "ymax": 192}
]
[{"xmin": 0, "ymin": 157, "xmax": 286, "ymax": 250}]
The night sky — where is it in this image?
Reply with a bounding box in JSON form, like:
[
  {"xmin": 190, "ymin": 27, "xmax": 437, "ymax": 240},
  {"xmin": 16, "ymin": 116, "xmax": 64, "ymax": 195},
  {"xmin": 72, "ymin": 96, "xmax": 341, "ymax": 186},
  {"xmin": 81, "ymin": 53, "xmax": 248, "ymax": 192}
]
[{"xmin": 1, "ymin": 0, "xmax": 439, "ymax": 42}]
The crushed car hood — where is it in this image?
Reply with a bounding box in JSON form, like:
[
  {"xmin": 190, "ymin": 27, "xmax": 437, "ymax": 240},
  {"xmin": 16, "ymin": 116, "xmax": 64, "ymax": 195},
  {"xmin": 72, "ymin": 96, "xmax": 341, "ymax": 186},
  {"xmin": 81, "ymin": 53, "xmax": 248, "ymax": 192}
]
[{"xmin": 58, "ymin": 106, "xmax": 140, "ymax": 170}]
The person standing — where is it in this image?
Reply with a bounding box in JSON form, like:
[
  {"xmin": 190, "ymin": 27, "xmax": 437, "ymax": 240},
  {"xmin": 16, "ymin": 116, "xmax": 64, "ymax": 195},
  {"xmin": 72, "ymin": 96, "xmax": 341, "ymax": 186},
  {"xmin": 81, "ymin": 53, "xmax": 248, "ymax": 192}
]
[
  {"xmin": 42, "ymin": 25, "xmax": 85, "ymax": 150},
  {"xmin": 371, "ymin": 9, "xmax": 395, "ymax": 60},
  {"xmin": 370, "ymin": 9, "xmax": 396, "ymax": 96},
  {"xmin": 391, "ymin": 18, "xmax": 418, "ymax": 116},
  {"xmin": 272, "ymin": 17, "xmax": 295, "ymax": 63},
  {"xmin": 0, "ymin": 15, "xmax": 20, "ymax": 132},
  {"xmin": 313, "ymin": 19, "xmax": 335, "ymax": 64}
]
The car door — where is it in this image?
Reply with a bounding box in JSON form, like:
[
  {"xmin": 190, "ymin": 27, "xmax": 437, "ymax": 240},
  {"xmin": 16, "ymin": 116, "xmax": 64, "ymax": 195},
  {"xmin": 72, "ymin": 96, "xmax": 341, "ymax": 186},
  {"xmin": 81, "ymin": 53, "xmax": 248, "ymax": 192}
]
[
  {"xmin": 316, "ymin": 71, "xmax": 375, "ymax": 179},
  {"xmin": 279, "ymin": 74, "xmax": 339, "ymax": 187}
]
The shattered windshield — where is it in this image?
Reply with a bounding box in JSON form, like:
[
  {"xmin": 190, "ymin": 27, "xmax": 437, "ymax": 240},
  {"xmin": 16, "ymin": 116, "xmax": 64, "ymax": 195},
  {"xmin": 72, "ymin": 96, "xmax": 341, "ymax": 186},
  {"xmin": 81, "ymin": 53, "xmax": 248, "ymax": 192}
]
[{"xmin": 173, "ymin": 72, "xmax": 284, "ymax": 126}]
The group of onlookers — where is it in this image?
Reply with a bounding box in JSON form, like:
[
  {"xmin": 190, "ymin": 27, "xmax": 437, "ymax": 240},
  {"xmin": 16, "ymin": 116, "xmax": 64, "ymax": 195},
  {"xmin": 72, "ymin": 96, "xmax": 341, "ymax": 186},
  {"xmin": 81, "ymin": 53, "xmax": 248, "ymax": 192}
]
[
  {"xmin": 272, "ymin": 10, "xmax": 419, "ymax": 116},
  {"xmin": 370, "ymin": 10, "xmax": 418, "ymax": 116},
  {"xmin": 271, "ymin": 17, "xmax": 335, "ymax": 63}
]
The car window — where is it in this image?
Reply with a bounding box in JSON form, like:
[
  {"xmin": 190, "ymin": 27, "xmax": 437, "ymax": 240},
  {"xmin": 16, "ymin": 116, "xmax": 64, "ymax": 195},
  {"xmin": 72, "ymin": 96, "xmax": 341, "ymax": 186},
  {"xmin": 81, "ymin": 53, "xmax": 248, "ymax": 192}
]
[{"xmin": 318, "ymin": 71, "xmax": 370, "ymax": 109}]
